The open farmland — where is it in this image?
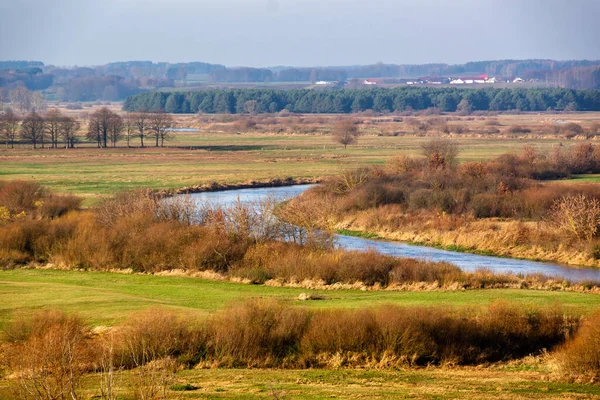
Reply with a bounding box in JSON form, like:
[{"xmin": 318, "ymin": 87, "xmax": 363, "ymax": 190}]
[{"xmin": 2, "ymin": 108, "xmax": 599, "ymax": 203}]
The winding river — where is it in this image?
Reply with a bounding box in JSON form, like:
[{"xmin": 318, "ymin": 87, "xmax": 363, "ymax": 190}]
[{"xmin": 184, "ymin": 185, "xmax": 600, "ymax": 282}]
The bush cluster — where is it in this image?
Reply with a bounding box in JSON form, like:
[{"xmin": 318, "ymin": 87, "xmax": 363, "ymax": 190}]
[
  {"xmin": 1, "ymin": 302, "xmax": 577, "ymax": 375},
  {"xmin": 307, "ymin": 143, "xmax": 600, "ymax": 221}
]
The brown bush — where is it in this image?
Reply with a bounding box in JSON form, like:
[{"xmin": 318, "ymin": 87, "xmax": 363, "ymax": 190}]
[
  {"xmin": 39, "ymin": 194, "xmax": 82, "ymax": 219},
  {"xmin": 556, "ymin": 310, "xmax": 600, "ymax": 380},
  {"xmin": 561, "ymin": 122, "xmax": 584, "ymax": 138},
  {"xmin": 3, "ymin": 310, "xmax": 90, "ymax": 400},
  {"xmin": 507, "ymin": 125, "xmax": 532, "ymax": 134},
  {"xmin": 113, "ymin": 308, "xmax": 205, "ymax": 369},
  {"xmin": 0, "ymin": 180, "xmax": 44, "ymax": 214},
  {"xmin": 299, "ymin": 303, "xmax": 573, "ymax": 367},
  {"xmin": 208, "ymin": 299, "xmax": 311, "ymax": 367},
  {"xmin": 551, "ymin": 194, "xmax": 600, "ymax": 242},
  {"xmin": 231, "ymin": 118, "xmax": 257, "ymax": 132}
]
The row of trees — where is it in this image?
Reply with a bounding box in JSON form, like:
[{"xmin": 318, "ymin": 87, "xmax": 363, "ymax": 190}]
[
  {"xmin": 87, "ymin": 108, "xmax": 174, "ymax": 148},
  {"xmin": 0, "ymin": 108, "xmax": 174, "ymax": 149},
  {"xmin": 1, "ymin": 109, "xmax": 79, "ymax": 149},
  {"xmin": 123, "ymin": 87, "xmax": 600, "ymax": 115}
]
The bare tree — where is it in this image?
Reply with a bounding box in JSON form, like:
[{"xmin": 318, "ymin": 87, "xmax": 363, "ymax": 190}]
[
  {"xmin": 9, "ymin": 86, "xmax": 32, "ymax": 112},
  {"xmin": 133, "ymin": 111, "xmax": 150, "ymax": 148},
  {"xmin": 87, "ymin": 107, "xmax": 119, "ymax": 148},
  {"xmin": 244, "ymin": 100, "xmax": 258, "ymax": 115},
  {"xmin": 108, "ymin": 113, "xmax": 124, "ymax": 147},
  {"xmin": 420, "ymin": 137, "xmax": 461, "ymax": 169},
  {"xmin": 332, "ymin": 119, "xmax": 360, "ymax": 149},
  {"xmin": 31, "ymin": 92, "xmax": 46, "ymax": 112},
  {"xmin": 45, "ymin": 108, "xmax": 64, "ymax": 148},
  {"xmin": 148, "ymin": 111, "xmax": 174, "ymax": 147},
  {"xmin": 123, "ymin": 112, "xmax": 136, "ymax": 148},
  {"xmin": 6, "ymin": 311, "xmax": 87, "ymax": 400},
  {"xmin": 59, "ymin": 115, "xmax": 80, "ymax": 149},
  {"xmin": 20, "ymin": 111, "xmax": 46, "ymax": 149},
  {"xmin": 0, "ymin": 109, "xmax": 20, "ymax": 148}
]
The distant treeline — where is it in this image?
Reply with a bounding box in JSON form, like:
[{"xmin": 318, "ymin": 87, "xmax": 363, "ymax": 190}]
[
  {"xmin": 209, "ymin": 67, "xmax": 348, "ymax": 83},
  {"xmin": 208, "ymin": 60, "xmax": 600, "ymax": 88},
  {"xmin": 0, "ymin": 61, "xmax": 44, "ymax": 70},
  {"xmin": 123, "ymin": 87, "xmax": 600, "ymax": 114},
  {"xmin": 2, "ymin": 59, "xmax": 600, "ymax": 103}
]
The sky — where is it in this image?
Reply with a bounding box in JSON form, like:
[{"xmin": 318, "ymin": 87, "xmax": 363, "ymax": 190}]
[{"xmin": 1, "ymin": 0, "xmax": 599, "ymax": 67}]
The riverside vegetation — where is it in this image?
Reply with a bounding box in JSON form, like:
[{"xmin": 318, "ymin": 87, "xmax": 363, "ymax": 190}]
[
  {"xmin": 3, "ymin": 178, "xmax": 600, "ymax": 398},
  {"xmin": 285, "ymin": 139, "xmax": 600, "ymax": 267}
]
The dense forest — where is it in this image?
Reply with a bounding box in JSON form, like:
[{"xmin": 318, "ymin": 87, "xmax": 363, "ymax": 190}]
[{"xmin": 123, "ymin": 87, "xmax": 600, "ymax": 114}]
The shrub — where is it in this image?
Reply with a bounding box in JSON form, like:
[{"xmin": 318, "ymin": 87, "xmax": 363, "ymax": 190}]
[
  {"xmin": 556, "ymin": 310, "xmax": 600, "ymax": 380},
  {"xmin": 3, "ymin": 310, "xmax": 90, "ymax": 400},
  {"xmin": 113, "ymin": 308, "xmax": 205, "ymax": 369},
  {"xmin": 508, "ymin": 125, "xmax": 532, "ymax": 134},
  {"xmin": 0, "ymin": 180, "xmax": 44, "ymax": 215},
  {"xmin": 208, "ymin": 299, "xmax": 311, "ymax": 367},
  {"xmin": 551, "ymin": 194, "xmax": 600, "ymax": 242}
]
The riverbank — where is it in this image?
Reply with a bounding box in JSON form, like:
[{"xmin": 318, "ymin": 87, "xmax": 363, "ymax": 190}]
[
  {"xmin": 173, "ymin": 177, "xmax": 319, "ymax": 194},
  {"xmin": 337, "ymin": 213, "xmax": 600, "ymax": 269}
]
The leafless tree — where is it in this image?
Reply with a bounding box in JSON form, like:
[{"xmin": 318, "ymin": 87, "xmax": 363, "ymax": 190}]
[
  {"xmin": 59, "ymin": 115, "xmax": 80, "ymax": 149},
  {"xmin": 20, "ymin": 111, "xmax": 46, "ymax": 149},
  {"xmin": 9, "ymin": 86, "xmax": 32, "ymax": 112},
  {"xmin": 332, "ymin": 119, "xmax": 360, "ymax": 149},
  {"xmin": 108, "ymin": 114, "xmax": 124, "ymax": 147},
  {"xmin": 148, "ymin": 111, "xmax": 174, "ymax": 147},
  {"xmin": 45, "ymin": 108, "xmax": 64, "ymax": 148},
  {"xmin": 244, "ymin": 100, "xmax": 258, "ymax": 115},
  {"xmin": 0, "ymin": 109, "xmax": 20, "ymax": 148},
  {"xmin": 420, "ymin": 137, "xmax": 461, "ymax": 169},
  {"xmin": 31, "ymin": 92, "xmax": 46, "ymax": 112},
  {"xmin": 123, "ymin": 112, "xmax": 136, "ymax": 148},
  {"xmin": 87, "ymin": 107, "xmax": 120, "ymax": 148},
  {"xmin": 133, "ymin": 111, "xmax": 150, "ymax": 148},
  {"xmin": 6, "ymin": 311, "xmax": 88, "ymax": 400}
]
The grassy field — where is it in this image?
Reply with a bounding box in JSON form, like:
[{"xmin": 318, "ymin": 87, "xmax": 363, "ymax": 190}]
[
  {"xmin": 2, "ymin": 108, "xmax": 598, "ymax": 204},
  {"xmin": 0, "ymin": 365, "xmax": 587, "ymax": 399},
  {"xmin": 0, "ymin": 133, "xmax": 571, "ymax": 204},
  {"xmin": 1, "ymin": 269, "xmax": 600, "ymax": 329},
  {"xmin": 1, "ymin": 269, "xmax": 600, "ymax": 398}
]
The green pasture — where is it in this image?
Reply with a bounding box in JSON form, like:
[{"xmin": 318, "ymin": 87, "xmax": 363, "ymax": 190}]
[{"xmin": 0, "ymin": 269, "xmax": 598, "ymax": 328}]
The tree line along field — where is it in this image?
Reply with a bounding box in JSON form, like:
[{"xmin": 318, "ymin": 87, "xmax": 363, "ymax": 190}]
[
  {"xmin": 122, "ymin": 87, "xmax": 600, "ymax": 114},
  {"xmin": 2, "ymin": 107, "xmax": 600, "ymax": 203}
]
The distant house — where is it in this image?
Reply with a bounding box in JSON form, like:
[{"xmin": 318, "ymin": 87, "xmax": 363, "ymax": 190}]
[
  {"xmin": 513, "ymin": 77, "xmax": 525, "ymax": 83},
  {"xmin": 485, "ymin": 77, "xmax": 497, "ymax": 83},
  {"xmin": 315, "ymin": 81, "xmax": 334, "ymax": 85},
  {"xmin": 363, "ymin": 79, "xmax": 377, "ymax": 85},
  {"xmin": 451, "ymin": 75, "xmax": 489, "ymax": 84}
]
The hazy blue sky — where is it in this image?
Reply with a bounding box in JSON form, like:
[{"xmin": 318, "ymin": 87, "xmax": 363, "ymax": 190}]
[{"xmin": 1, "ymin": 0, "xmax": 599, "ymax": 67}]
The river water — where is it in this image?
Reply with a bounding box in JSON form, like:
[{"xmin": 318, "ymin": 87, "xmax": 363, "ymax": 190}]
[{"xmin": 184, "ymin": 185, "xmax": 600, "ymax": 282}]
